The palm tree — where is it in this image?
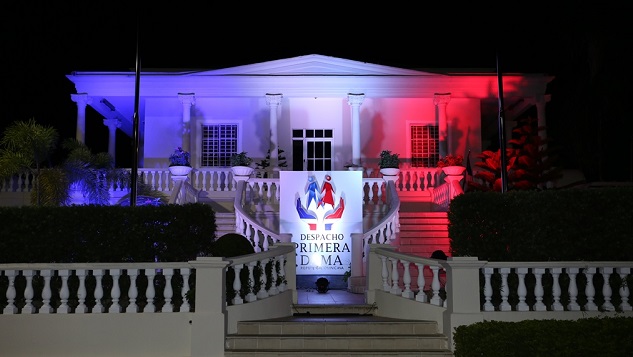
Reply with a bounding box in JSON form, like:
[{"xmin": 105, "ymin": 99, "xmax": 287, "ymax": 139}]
[
  {"xmin": 0, "ymin": 118, "xmax": 59, "ymax": 206},
  {"xmin": 0, "ymin": 120, "xmax": 149, "ymax": 206},
  {"xmin": 60, "ymin": 138, "xmax": 130, "ymax": 205}
]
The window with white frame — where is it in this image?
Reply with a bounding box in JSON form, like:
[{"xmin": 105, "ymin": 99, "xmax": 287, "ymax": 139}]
[
  {"xmin": 200, "ymin": 123, "xmax": 239, "ymax": 167},
  {"xmin": 410, "ymin": 124, "xmax": 439, "ymax": 167}
]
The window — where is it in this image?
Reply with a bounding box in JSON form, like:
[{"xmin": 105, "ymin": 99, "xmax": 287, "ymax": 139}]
[
  {"xmin": 201, "ymin": 124, "xmax": 239, "ymax": 167},
  {"xmin": 410, "ymin": 125, "xmax": 439, "ymax": 167}
]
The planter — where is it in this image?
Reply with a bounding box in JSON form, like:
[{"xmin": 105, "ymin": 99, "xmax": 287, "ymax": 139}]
[
  {"xmin": 169, "ymin": 165, "xmax": 192, "ymax": 176},
  {"xmin": 231, "ymin": 166, "xmax": 254, "ymax": 177},
  {"xmin": 346, "ymin": 165, "xmax": 364, "ymax": 172},
  {"xmin": 441, "ymin": 166, "xmax": 466, "ymax": 176},
  {"xmin": 380, "ymin": 168, "xmax": 400, "ymax": 183},
  {"xmin": 380, "ymin": 168, "xmax": 400, "ymax": 176}
]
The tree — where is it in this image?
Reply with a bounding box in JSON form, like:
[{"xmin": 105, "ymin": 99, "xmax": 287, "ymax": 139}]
[
  {"xmin": 57, "ymin": 138, "xmax": 130, "ymax": 206},
  {"xmin": 0, "ymin": 120, "xmax": 140, "ymax": 206},
  {"xmin": 468, "ymin": 117, "xmax": 562, "ymax": 192},
  {"xmin": 0, "ymin": 118, "xmax": 59, "ymax": 206}
]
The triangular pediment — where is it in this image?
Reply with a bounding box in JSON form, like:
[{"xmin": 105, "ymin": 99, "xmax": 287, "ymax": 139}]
[{"xmin": 189, "ymin": 54, "xmax": 434, "ymax": 76}]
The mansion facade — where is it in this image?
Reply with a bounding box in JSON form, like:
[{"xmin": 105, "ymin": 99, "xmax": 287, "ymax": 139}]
[{"xmin": 66, "ymin": 54, "xmax": 553, "ymax": 173}]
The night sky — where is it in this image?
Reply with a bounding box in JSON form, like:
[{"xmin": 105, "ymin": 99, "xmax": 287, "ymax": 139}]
[{"xmin": 2, "ymin": 2, "xmax": 632, "ymax": 181}]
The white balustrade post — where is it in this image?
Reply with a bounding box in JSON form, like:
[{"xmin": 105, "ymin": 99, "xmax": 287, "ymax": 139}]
[
  {"xmin": 3, "ymin": 270, "xmax": 17, "ymax": 314},
  {"xmin": 415, "ymin": 263, "xmax": 427, "ymax": 303},
  {"xmin": 58, "ymin": 269, "xmax": 70, "ymax": 313},
  {"xmin": 429, "ymin": 265, "xmax": 443, "ymax": 306},
  {"xmin": 443, "ymin": 257, "xmax": 486, "ymax": 351},
  {"xmin": 499, "ymin": 268, "xmax": 511, "ymax": 311},
  {"xmin": 108, "ymin": 269, "xmax": 121, "ymax": 313},
  {"xmin": 482, "ymin": 267, "xmax": 494, "ymax": 311},
  {"xmin": 22, "ymin": 271, "xmax": 35, "ymax": 313},
  {"xmin": 245, "ymin": 262, "xmax": 257, "ymax": 303},
  {"xmin": 600, "ymin": 267, "xmax": 615, "ymax": 311},
  {"xmin": 516, "ymin": 267, "xmax": 529, "ymax": 311},
  {"xmin": 268, "ymin": 258, "xmax": 279, "ymax": 296},
  {"xmin": 567, "ymin": 267, "xmax": 580, "ymax": 311},
  {"xmin": 232, "ymin": 264, "xmax": 244, "ymax": 305},
  {"xmin": 180, "ymin": 268, "xmax": 191, "ymax": 312},
  {"xmin": 93, "ymin": 269, "xmax": 104, "ymax": 313},
  {"xmin": 550, "ymin": 267, "xmax": 564, "ymax": 311},
  {"xmin": 584, "ymin": 267, "xmax": 597, "ymax": 311},
  {"xmin": 189, "ymin": 257, "xmax": 230, "ymax": 357},
  {"xmin": 277, "ymin": 253, "xmax": 287, "ymax": 291},
  {"xmin": 533, "ymin": 268, "xmax": 546, "ymax": 311},
  {"xmin": 401, "ymin": 260, "xmax": 413, "ymax": 299},
  {"xmin": 40, "ymin": 270, "xmax": 53, "ymax": 313},
  {"xmin": 76, "ymin": 269, "xmax": 87, "ymax": 313},
  {"xmin": 257, "ymin": 259, "xmax": 269, "ymax": 299},
  {"xmin": 162, "ymin": 268, "xmax": 174, "ymax": 312},
  {"xmin": 617, "ymin": 267, "xmax": 632, "ymax": 311},
  {"xmin": 389, "ymin": 257, "xmax": 401, "ymax": 295},
  {"xmin": 143, "ymin": 269, "xmax": 156, "ymax": 313},
  {"xmin": 126, "ymin": 269, "xmax": 139, "ymax": 313}
]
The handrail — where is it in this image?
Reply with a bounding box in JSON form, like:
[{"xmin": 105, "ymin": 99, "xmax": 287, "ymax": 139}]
[
  {"xmin": 168, "ymin": 178, "xmax": 199, "ymax": 205},
  {"xmin": 363, "ymin": 179, "xmax": 400, "ymax": 244},
  {"xmin": 224, "ymin": 243, "xmax": 296, "ymax": 305},
  {"xmin": 233, "ymin": 180, "xmax": 281, "ymax": 252}
]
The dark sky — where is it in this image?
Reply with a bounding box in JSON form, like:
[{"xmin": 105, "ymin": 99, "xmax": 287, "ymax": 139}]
[{"xmin": 2, "ymin": 2, "xmax": 632, "ymax": 181}]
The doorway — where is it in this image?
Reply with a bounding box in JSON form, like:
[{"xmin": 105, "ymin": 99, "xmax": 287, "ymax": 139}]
[{"xmin": 292, "ymin": 129, "xmax": 333, "ymax": 171}]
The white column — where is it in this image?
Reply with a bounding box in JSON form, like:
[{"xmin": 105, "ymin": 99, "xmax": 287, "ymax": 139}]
[
  {"xmin": 178, "ymin": 93, "xmax": 195, "ymax": 153},
  {"xmin": 347, "ymin": 93, "xmax": 365, "ymax": 166},
  {"xmin": 103, "ymin": 119, "xmax": 121, "ymax": 164},
  {"xmin": 434, "ymin": 93, "xmax": 451, "ymax": 157},
  {"xmin": 265, "ymin": 93, "xmax": 283, "ymax": 172},
  {"xmin": 71, "ymin": 93, "xmax": 92, "ymax": 143}
]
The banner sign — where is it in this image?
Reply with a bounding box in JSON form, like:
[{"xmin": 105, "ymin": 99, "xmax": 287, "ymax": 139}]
[{"xmin": 280, "ymin": 171, "xmax": 362, "ymax": 275}]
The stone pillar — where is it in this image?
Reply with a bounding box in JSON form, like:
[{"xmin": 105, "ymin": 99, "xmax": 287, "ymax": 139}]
[
  {"xmin": 265, "ymin": 93, "xmax": 283, "ymax": 173},
  {"xmin": 189, "ymin": 257, "xmax": 229, "ymax": 357},
  {"xmin": 178, "ymin": 93, "xmax": 195, "ymax": 153},
  {"xmin": 442, "ymin": 257, "xmax": 486, "ymax": 352},
  {"xmin": 347, "ymin": 93, "xmax": 365, "ymax": 166},
  {"xmin": 103, "ymin": 119, "xmax": 121, "ymax": 164},
  {"xmin": 71, "ymin": 93, "xmax": 92, "ymax": 143},
  {"xmin": 434, "ymin": 93, "xmax": 451, "ymax": 157}
]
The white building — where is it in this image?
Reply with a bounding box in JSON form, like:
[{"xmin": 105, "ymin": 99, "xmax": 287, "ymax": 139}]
[{"xmin": 67, "ymin": 54, "xmax": 552, "ymax": 172}]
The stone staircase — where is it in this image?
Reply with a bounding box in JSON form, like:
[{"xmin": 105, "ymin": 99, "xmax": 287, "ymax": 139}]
[
  {"xmin": 215, "ymin": 211, "xmax": 237, "ymax": 238},
  {"xmin": 208, "ymin": 197, "xmax": 454, "ymax": 356},
  {"xmin": 224, "ymin": 305, "xmax": 453, "ymax": 356},
  {"xmin": 395, "ymin": 211, "xmax": 450, "ymax": 258}
]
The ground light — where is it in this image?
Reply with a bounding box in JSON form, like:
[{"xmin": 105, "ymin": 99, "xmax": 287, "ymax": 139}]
[{"xmin": 315, "ymin": 277, "xmax": 329, "ymax": 293}]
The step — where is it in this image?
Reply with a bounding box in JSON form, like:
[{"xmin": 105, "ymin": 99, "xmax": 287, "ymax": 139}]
[
  {"xmin": 215, "ymin": 212, "xmax": 236, "ymax": 237},
  {"xmin": 398, "ymin": 212, "xmax": 447, "ymax": 218},
  {"xmin": 291, "ymin": 304, "xmax": 378, "ymax": 316},
  {"xmin": 399, "ymin": 224, "xmax": 448, "ymax": 232},
  {"xmin": 226, "ymin": 316, "xmax": 453, "ymax": 356}
]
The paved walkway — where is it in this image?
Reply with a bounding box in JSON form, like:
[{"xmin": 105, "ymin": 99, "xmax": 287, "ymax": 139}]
[{"xmin": 297, "ymin": 288, "xmax": 365, "ymax": 305}]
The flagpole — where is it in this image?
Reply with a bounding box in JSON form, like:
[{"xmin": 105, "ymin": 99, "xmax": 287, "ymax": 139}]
[
  {"xmin": 496, "ymin": 51, "xmax": 508, "ymax": 193},
  {"xmin": 130, "ymin": 9, "xmax": 141, "ymax": 206}
]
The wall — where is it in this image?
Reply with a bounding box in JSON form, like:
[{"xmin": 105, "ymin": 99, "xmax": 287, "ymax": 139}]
[
  {"xmin": 139, "ymin": 93, "xmax": 483, "ymax": 171},
  {"xmin": 1, "ymin": 314, "xmax": 194, "ymax": 357}
]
